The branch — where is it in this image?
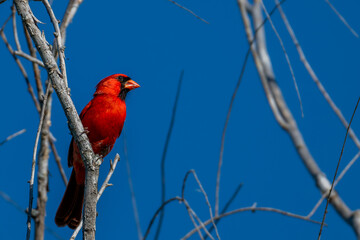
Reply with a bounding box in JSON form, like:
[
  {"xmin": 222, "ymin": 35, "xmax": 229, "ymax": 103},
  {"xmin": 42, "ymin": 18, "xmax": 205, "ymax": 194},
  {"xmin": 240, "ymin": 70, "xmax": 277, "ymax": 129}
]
[
  {"xmin": 26, "ymin": 82, "xmax": 51, "ymax": 240},
  {"xmin": 260, "ymin": 1, "xmax": 303, "ymax": 117},
  {"xmin": 181, "ymin": 205, "xmax": 323, "ymax": 239},
  {"xmin": 215, "ymin": 0, "xmax": 287, "ymax": 217},
  {"xmin": 143, "ymin": 197, "xmax": 182, "ymax": 240},
  {"xmin": 70, "ymin": 154, "xmax": 121, "ymax": 240},
  {"xmin": 0, "ymin": 190, "xmax": 65, "ymax": 240},
  {"xmin": 155, "ymin": 70, "xmax": 184, "ymax": 240},
  {"xmin": 277, "ymin": 0, "xmax": 360, "ymax": 150},
  {"xmin": 182, "ymin": 170, "xmax": 220, "ymax": 239},
  {"xmin": 182, "ymin": 198, "xmax": 214, "ymax": 240},
  {"xmin": 0, "ymin": 19, "xmax": 41, "ymax": 112},
  {"xmin": 0, "ymin": 129, "xmax": 26, "ymax": 146},
  {"xmin": 124, "ymin": 132, "xmax": 143, "ymax": 240},
  {"xmin": 205, "ymin": 183, "xmax": 243, "ymax": 239},
  {"xmin": 318, "ymin": 97, "xmax": 360, "ymax": 239},
  {"xmin": 238, "ymin": 0, "xmax": 360, "ymax": 237},
  {"xmin": 324, "ymin": 0, "xmax": 359, "ymax": 38},
  {"xmin": 308, "ymin": 151, "xmax": 360, "ymax": 218},
  {"xmin": 35, "ymin": 86, "xmax": 53, "ymax": 240},
  {"xmin": 42, "ymin": 0, "xmax": 68, "ymax": 88},
  {"xmin": 14, "ymin": 50, "xmax": 45, "ymax": 67},
  {"xmin": 60, "ymin": 0, "xmax": 84, "ymax": 44},
  {"xmin": 167, "ymin": 0, "xmax": 209, "ymax": 24},
  {"xmin": 22, "ymin": 24, "xmax": 44, "ymax": 96},
  {"xmin": 14, "ymin": 1, "xmax": 98, "ymax": 239},
  {"xmin": 11, "ymin": 5, "xmax": 21, "ymax": 51}
]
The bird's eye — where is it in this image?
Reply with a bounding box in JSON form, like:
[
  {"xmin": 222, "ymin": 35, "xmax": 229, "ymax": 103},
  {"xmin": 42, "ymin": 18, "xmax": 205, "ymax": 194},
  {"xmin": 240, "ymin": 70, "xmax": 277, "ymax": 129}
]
[
  {"xmin": 117, "ymin": 75, "xmax": 131, "ymax": 83},
  {"xmin": 117, "ymin": 76, "xmax": 124, "ymax": 82}
]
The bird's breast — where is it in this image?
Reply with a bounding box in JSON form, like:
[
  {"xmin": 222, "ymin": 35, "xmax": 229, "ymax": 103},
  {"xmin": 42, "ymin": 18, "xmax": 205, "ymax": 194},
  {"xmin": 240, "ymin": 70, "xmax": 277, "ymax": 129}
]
[{"xmin": 81, "ymin": 95, "xmax": 126, "ymax": 150}]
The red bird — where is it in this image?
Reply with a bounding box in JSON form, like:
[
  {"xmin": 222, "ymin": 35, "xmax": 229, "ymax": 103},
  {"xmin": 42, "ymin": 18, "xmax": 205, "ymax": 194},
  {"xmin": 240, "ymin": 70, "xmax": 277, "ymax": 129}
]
[{"xmin": 55, "ymin": 74, "xmax": 140, "ymax": 229}]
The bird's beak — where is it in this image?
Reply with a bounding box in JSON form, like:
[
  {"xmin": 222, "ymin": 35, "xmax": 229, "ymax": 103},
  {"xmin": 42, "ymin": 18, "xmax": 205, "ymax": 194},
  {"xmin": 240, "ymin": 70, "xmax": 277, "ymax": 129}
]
[{"xmin": 124, "ymin": 80, "xmax": 140, "ymax": 90}]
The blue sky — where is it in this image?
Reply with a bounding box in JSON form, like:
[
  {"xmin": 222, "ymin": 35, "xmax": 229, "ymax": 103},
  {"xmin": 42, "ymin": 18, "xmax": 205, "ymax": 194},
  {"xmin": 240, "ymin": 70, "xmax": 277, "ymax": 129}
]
[{"xmin": 1, "ymin": 0, "xmax": 360, "ymax": 239}]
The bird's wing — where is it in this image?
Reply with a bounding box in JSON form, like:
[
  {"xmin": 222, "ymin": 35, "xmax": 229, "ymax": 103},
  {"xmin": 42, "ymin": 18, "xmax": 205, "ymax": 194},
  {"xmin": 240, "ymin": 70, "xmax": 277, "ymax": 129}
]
[
  {"xmin": 68, "ymin": 138, "xmax": 74, "ymax": 167},
  {"xmin": 68, "ymin": 100, "xmax": 93, "ymax": 167}
]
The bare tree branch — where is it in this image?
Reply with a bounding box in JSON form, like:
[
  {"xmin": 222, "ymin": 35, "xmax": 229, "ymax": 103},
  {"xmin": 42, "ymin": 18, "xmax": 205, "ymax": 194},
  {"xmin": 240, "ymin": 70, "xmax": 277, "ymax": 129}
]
[
  {"xmin": 35, "ymin": 85, "xmax": 53, "ymax": 240},
  {"xmin": 0, "ymin": 129, "xmax": 26, "ymax": 146},
  {"xmin": 13, "ymin": 1, "xmax": 98, "ymax": 239},
  {"xmin": 181, "ymin": 205, "xmax": 323, "ymax": 239},
  {"xmin": 277, "ymin": 1, "xmax": 360, "ymax": 150},
  {"xmin": 318, "ymin": 97, "xmax": 360, "ymax": 239},
  {"xmin": 50, "ymin": 139, "xmax": 68, "ymax": 185},
  {"xmin": 0, "ymin": 190, "xmax": 65, "ymax": 240},
  {"xmin": 1, "ymin": 20, "xmax": 41, "ymax": 112},
  {"xmin": 215, "ymin": 0, "xmax": 287, "ymax": 217},
  {"xmin": 167, "ymin": 0, "xmax": 209, "ymax": 24},
  {"xmin": 124, "ymin": 132, "xmax": 143, "ymax": 240},
  {"xmin": 205, "ymin": 183, "xmax": 243, "ymax": 239},
  {"xmin": 308, "ymin": 151, "xmax": 360, "ymax": 218},
  {"xmin": 238, "ymin": 0, "xmax": 360, "ymax": 237},
  {"xmin": 182, "ymin": 198, "xmax": 214, "ymax": 240},
  {"xmin": 70, "ymin": 154, "xmax": 121, "ymax": 240},
  {"xmin": 42, "ymin": 0, "xmax": 68, "ymax": 88},
  {"xmin": 324, "ymin": 0, "xmax": 359, "ymax": 38},
  {"xmin": 22, "ymin": 23, "xmax": 44, "ymax": 96},
  {"xmin": 143, "ymin": 197, "xmax": 182, "ymax": 240},
  {"xmin": 11, "ymin": 5, "xmax": 21, "ymax": 51},
  {"xmin": 155, "ymin": 70, "xmax": 184, "ymax": 240},
  {"xmin": 14, "ymin": 50, "xmax": 45, "ymax": 67},
  {"xmin": 182, "ymin": 170, "xmax": 220, "ymax": 239},
  {"xmin": 60, "ymin": 0, "xmax": 84, "ymax": 44},
  {"xmin": 26, "ymin": 82, "xmax": 51, "ymax": 240},
  {"xmin": 260, "ymin": 1, "xmax": 303, "ymax": 117}
]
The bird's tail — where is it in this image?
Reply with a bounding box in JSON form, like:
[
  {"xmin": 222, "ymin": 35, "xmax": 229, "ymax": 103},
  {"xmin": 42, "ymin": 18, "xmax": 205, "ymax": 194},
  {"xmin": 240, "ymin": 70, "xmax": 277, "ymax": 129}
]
[{"xmin": 55, "ymin": 170, "xmax": 84, "ymax": 229}]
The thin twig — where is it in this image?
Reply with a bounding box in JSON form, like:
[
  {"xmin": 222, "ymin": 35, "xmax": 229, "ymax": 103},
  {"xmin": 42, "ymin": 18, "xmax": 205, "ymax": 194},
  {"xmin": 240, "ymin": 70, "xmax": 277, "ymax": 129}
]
[
  {"xmin": 183, "ymin": 170, "xmax": 220, "ymax": 239},
  {"xmin": 26, "ymin": 82, "xmax": 51, "ymax": 240},
  {"xmin": 155, "ymin": 70, "xmax": 184, "ymax": 240},
  {"xmin": 22, "ymin": 18, "xmax": 44, "ymax": 96},
  {"xmin": 324, "ymin": 0, "xmax": 359, "ymax": 38},
  {"xmin": 97, "ymin": 154, "xmax": 120, "ymax": 200},
  {"xmin": 60, "ymin": 0, "xmax": 84, "ymax": 44},
  {"xmin": 70, "ymin": 154, "xmax": 121, "ymax": 240},
  {"xmin": 0, "ymin": 129, "xmax": 26, "ymax": 146},
  {"xmin": 215, "ymin": 0, "xmax": 287, "ymax": 217},
  {"xmin": 42, "ymin": 0, "xmax": 68, "ymax": 88},
  {"xmin": 0, "ymin": 191, "xmax": 65, "ymax": 240},
  {"xmin": 277, "ymin": 1, "xmax": 360, "ymax": 150},
  {"xmin": 167, "ymin": 0, "xmax": 209, "ymax": 24},
  {"xmin": 182, "ymin": 206, "xmax": 323, "ymax": 239},
  {"xmin": 239, "ymin": 0, "xmax": 360, "ymax": 236},
  {"xmin": 318, "ymin": 97, "xmax": 360, "ymax": 239},
  {"xmin": 50, "ymin": 140, "xmax": 68, "ymax": 185},
  {"xmin": 0, "ymin": 190, "xmax": 26, "ymax": 213},
  {"xmin": 260, "ymin": 1, "xmax": 303, "ymax": 117},
  {"xmin": 0, "ymin": 13, "xmax": 11, "ymax": 33},
  {"xmin": 12, "ymin": 5, "xmax": 21, "ymax": 51},
  {"xmin": 35, "ymin": 83, "xmax": 53, "ymax": 240},
  {"xmin": 14, "ymin": 50, "xmax": 45, "ymax": 67},
  {"xmin": 1, "ymin": 23, "xmax": 41, "ymax": 112},
  {"xmin": 124, "ymin": 132, "xmax": 143, "ymax": 240},
  {"xmin": 205, "ymin": 183, "xmax": 243, "ymax": 239},
  {"xmin": 143, "ymin": 197, "xmax": 182, "ymax": 240},
  {"xmin": 307, "ymin": 151, "xmax": 360, "ymax": 218},
  {"xmin": 14, "ymin": 1, "xmax": 99, "ymax": 238},
  {"xmin": 183, "ymin": 198, "xmax": 214, "ymax": 240}
]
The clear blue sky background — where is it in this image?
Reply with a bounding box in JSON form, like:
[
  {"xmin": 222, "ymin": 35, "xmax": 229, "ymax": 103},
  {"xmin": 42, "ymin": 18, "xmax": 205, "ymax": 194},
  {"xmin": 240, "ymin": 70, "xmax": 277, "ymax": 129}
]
[{"xmin": 1, "ymin": 0, "xmax": 360, "ymax": 239}]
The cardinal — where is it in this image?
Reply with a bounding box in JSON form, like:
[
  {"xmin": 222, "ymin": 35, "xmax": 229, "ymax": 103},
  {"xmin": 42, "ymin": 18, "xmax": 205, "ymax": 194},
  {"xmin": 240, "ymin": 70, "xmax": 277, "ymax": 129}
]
[{"xmin": 55, "ymin": 74, "xmax": 140, "ymax": 229}]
